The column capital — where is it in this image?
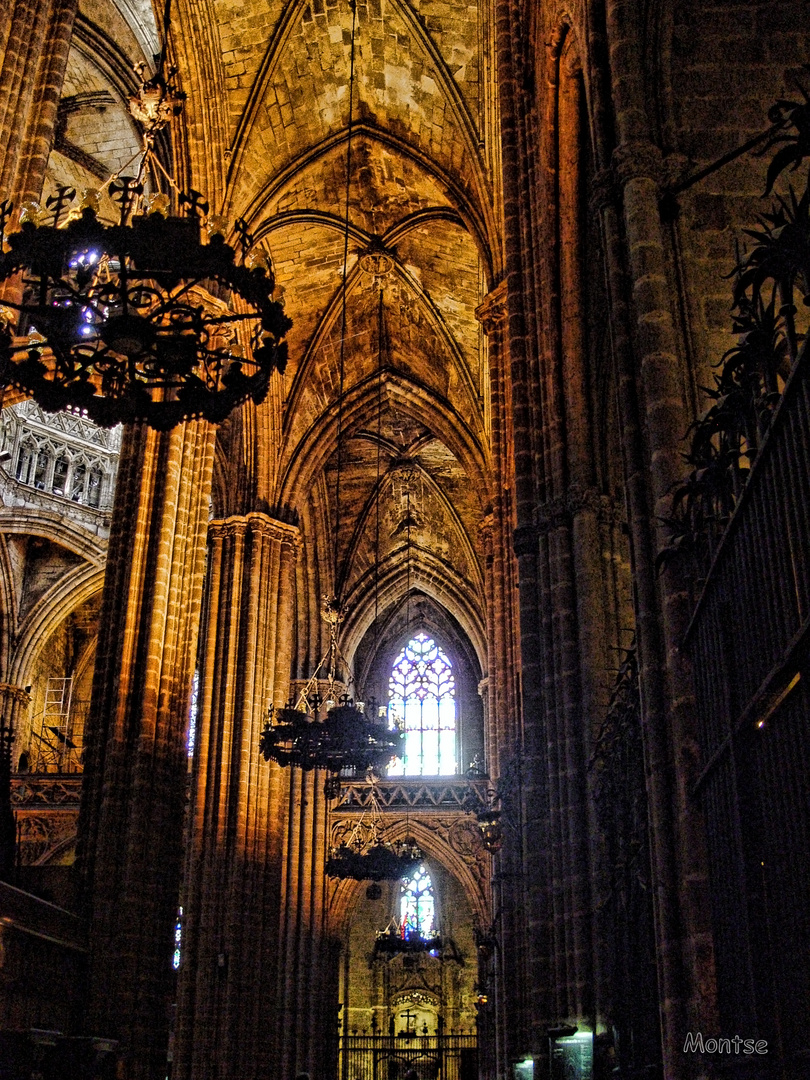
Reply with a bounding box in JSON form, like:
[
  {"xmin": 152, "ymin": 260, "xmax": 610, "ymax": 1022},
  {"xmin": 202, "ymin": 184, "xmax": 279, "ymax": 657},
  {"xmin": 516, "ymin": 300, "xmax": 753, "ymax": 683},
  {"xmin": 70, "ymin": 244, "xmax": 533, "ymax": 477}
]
[
  {"xmin": 209, "ymin": 512, "xmax": 301, "ymax": 549},
  {"xmin": 475, "ymin": 280, "xmax": 508, "ymax": 335},
  {"xmin": 611, "ymin": 140, "xmax": 665, "ymax": 187},
  {"xmin": 0, "ymin": 683, "xmax": 31, "ymax": 707}
]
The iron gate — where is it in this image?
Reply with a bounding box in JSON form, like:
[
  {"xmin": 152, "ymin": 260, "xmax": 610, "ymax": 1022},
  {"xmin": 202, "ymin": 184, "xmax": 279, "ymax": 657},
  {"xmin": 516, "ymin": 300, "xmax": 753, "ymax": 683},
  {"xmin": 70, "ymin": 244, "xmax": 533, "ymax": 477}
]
[{"xmin": 339, "ymin": 1034, "xmax": 477, "ymax": 1080}]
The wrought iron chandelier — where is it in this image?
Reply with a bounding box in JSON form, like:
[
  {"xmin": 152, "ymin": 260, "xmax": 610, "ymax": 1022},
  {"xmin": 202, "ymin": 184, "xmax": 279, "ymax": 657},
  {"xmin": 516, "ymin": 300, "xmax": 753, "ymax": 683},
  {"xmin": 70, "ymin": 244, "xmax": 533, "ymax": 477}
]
[
  {"xmin": 259, "ymin": 696, "xmax": 403, "ymax": 774},
  {"xmin": 259, "ymin": 597, "xmax": 404, "ymax": 774},
  {"xmin": 0, "ymin": 191, "xmax": 289, "ymax": 429},
  {"xmin": 326, "ymin": 838, "xmax": 422, "ymax": 881},
  {"xmin": 325, "ymin": 778, "xmax": 421, "ymax": 880},
  {"xmin": 0, "ymin": 11, "xmax": 290, "ymax": 430},
  {"xmin": 372, "ymin": 920, "xmax": 442, "ymax": 960}
]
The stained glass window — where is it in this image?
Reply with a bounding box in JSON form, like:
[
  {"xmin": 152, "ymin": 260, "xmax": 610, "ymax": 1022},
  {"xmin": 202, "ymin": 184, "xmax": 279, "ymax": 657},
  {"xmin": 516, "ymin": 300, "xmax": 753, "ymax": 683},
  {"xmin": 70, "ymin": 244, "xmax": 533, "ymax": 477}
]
[
  {"xmin": 172, "ymin": 906, "xmax": 183, "ymax": 970},
  {"xmin": 387, "ymin": 633, "xmax": 456, "ymax": 776},
  {"xmin": 187, "ymin": 670, "xmax": 199, "ymax": 758},
  {"xmin": 400, "ymin": 863, "xmax": 435, "ymax": 937}
]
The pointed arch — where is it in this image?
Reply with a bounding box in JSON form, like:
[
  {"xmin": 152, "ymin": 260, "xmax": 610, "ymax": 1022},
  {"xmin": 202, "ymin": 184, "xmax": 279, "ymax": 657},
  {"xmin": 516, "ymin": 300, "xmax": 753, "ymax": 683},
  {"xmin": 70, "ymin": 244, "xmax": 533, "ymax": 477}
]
[
  {"xmin": 276, "ymin": 370, "xmax": 491, "ymax": 514},
  {"xmin": 223, "ymin": 0, "xmax": 491, "ymax": 235},
  {"xmin": 326, "ymin": 816, "xmax": 489, "ymax": 936},
  {"xmin": 339, "ymin": 550, "xmax": 487, "ymax": 673},
  {"xmin": 279, "ymin": 256, "xmax": 482, "ymax": 442}
]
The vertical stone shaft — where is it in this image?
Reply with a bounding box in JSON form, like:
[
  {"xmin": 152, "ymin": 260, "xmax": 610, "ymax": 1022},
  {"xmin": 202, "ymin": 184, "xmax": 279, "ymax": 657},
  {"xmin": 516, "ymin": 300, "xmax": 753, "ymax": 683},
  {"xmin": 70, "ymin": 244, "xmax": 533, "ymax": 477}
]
[
  {"xmin": 274, "ymin": 763, "xmax": 332, "ymax": 1078},
  {"xmin": 77, "ymin": 419, "xmax": 215, "ymax": 1080},
  {"xmin": 493, "ymin": 0, "xmax": 551, "ymax": 1062},
  {"xmin": 539, "ymin": 38, "xmax": 596, "ymax": 1025},
  {"xmin": 602, "ymin": 0, "xmax": 717, "ymax": 1072},
  {"xmin": 0, "ymin": 0, "xmax": 77, "ymax": 204},
  {"xmin": 174, "ymin": 513, "xmax": 299, "ymax": 1080},
  {"xmin": 476, "ymin": 284, "xmax": 522, "ymax": 1077}
]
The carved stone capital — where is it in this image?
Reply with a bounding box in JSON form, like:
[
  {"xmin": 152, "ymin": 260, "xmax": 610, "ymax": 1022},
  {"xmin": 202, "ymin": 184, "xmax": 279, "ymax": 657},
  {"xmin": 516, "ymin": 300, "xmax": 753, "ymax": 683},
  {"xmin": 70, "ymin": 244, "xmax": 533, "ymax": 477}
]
[
  {"xmin": 0, "ymin": 683, "xmax": 31, "ymax": 707},
  {"xmin": 475, "ymin": 280, "xmax": 508, "ymax": 335},
  {"xmin": 535, "ymin": 487, "xmax": 624, "ymax": 536},
  {"xmin": 662, "ymin": 152, "xmax": 690, "ymax": 190},
  {"xmin": 209, "ymin": 512, "xmax": 301, "ymax": 551},
  {"xmin": 611, "ymin": 140, "xmax": 665, "ymax": 187}
]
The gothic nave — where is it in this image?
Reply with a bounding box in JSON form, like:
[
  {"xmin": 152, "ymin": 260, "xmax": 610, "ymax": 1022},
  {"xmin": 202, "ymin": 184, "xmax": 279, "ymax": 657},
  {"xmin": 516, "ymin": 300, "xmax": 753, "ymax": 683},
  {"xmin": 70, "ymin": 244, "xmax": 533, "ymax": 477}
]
[{"xmin": 0, "ymin": 1, "xmax": 809, "ymax": 1079}]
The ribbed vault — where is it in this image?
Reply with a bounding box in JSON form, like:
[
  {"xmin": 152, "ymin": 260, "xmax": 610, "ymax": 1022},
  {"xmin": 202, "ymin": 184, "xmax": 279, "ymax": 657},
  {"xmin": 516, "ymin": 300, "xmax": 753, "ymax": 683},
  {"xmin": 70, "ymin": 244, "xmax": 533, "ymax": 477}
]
[{"xmin": 170, "ymin": 0, "xmax": 500, "ymax": 677}]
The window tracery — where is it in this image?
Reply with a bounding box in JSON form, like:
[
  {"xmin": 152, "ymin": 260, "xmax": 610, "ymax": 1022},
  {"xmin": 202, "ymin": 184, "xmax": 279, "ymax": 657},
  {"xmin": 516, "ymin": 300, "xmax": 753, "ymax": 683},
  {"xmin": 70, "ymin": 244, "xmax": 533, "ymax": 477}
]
[
  {"xmin": 400, "ymin": 863, "xmax": 435, "ymax": 937},
  {"xmin": 387, "ymin": 633, "xmax": 456, "ymax": 776}
]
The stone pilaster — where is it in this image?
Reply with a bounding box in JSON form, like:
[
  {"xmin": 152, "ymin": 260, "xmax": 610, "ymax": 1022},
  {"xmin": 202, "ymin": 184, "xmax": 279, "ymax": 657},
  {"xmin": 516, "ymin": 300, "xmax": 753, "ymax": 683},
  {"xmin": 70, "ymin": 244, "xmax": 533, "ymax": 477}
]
[
  {"xmin": 476, "ymin": 279, "xmax": 528, "ymax": 1075},
  {"xmin": 173, "ymin": 513, "xmax": 299, "ymax": 1080},
  {"xmin": 0, "ymin": 683, "xmax": 32, "ymax": 737},
  {"xmin": 77, "ymin": 419, "xmax": 215, "ymax": 1080}
]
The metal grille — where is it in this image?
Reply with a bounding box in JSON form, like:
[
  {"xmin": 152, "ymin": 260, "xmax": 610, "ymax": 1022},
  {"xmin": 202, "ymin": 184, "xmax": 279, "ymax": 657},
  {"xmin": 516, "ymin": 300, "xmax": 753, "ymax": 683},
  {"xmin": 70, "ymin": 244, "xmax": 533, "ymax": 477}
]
[
  {"xmin": 686, "ymin": 345, "xmax": 810, "ymax": 739},
  {"xmin": 339, "ymin": 1035, "xmax": 477, "ymax": 1080},
  {"xmin": 686, "ymin": 345, "xmax": 810, "ymax": 1064}
]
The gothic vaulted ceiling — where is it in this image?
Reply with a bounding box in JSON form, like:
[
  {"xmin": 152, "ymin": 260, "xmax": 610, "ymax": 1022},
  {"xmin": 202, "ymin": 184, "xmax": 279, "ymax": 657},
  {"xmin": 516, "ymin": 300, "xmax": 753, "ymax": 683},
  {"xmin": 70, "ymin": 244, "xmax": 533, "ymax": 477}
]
[
  {"xmin": 220, "ymin": 0, "xmax": 501, "ymax": 664},
  {"xmin": 49, "ymin": 0, "xmax": 502, "ymax": 669}
]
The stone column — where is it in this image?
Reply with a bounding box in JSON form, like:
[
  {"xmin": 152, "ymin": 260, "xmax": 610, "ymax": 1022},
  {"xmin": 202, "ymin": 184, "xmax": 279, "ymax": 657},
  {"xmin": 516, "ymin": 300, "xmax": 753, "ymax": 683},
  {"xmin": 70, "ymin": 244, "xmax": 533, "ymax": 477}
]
[
  {"xmin": 475, "ymin": 281, "xmax": 529, "ymax": 1074},
  {"xmin": 0, "ymin": 0, "xmax": 77, "ymax": 205},
  {"xmin": 274, "ymin": 762, "xmax": 335, "ymax": 1080},
  {"xmin": 77, "ymin": 419, "xmax": 215, "ymax": 1080},
  {"xmin": 173, "ymin": 513, "xmax": 299, "ymax": 1080},
  {"xmin": 475, "ymin": 282, "xmax": 520, "ymax": 780},
  {"xmin": 601, "ymin": 1, "xmax": 718, "ymax": 1072},
  {"xmin": 0, "ymin": 683, "xmax": 32, "ymax": 746}
]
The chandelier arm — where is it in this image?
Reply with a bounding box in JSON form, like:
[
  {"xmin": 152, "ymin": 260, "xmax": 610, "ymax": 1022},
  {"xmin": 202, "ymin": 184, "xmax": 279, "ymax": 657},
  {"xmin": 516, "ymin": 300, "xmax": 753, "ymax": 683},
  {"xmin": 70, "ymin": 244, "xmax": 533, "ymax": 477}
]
[
  {"xmin": 150, "ymin": 275, "xmax": 209, "ymax": 312},
  {"xmin": 200, "ymin": 311, "xmax": 261, "ymax": 325},
  {"xmin": 149, "ymin": 152, "xmax": 182, "ymax": 195},
  {"xmin": 291, "ymin": 641, "xmax": 336, "ymax": 707}
]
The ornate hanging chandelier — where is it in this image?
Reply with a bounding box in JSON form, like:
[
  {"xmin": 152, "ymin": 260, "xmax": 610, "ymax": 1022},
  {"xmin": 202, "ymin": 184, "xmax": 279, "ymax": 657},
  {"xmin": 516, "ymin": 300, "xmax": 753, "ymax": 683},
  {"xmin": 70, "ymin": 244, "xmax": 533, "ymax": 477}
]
[
  {"xmin": 0, "ymin": 190, "xmax": 289, "ymax": 429},
  {"xmin": 258, "ymin": 695, "xmax": 403, "ymax": 774},
  {"xmin": 259, "ymin": 597, "xmax": 404, "ymax": 774},
  {"xmin": 0, "ymin": 17, "xmax": 290, "ymax": 430},
  {"xmin": 372, "ymin": 920, "xmax": 442, "ymax": 960},
  {"xmin": 325, "ymin": 779, "xmax": 422, "ymax": 880},
  {"xmin": 326, "ymin": 838, "xmax": 422, "ymax": 881}
]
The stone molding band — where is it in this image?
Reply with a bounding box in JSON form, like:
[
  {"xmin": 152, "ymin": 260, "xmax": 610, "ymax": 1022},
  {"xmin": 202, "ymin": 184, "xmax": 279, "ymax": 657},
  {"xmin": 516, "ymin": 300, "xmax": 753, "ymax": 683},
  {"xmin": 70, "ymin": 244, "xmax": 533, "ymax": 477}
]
[
  {"xmin": 513, "ymin": 488, "xmax": 624, "ymax": 554},
  {"xmin": 208, "ymin": 512, "xmax": 301, "ymax": 548}
]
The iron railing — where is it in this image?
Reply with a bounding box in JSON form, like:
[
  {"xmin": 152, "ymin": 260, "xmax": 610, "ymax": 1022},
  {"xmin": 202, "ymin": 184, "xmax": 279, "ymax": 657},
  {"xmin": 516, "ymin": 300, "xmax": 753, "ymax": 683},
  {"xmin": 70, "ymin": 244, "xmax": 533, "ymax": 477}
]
[
  {"xmin": 685, "ymin": 341, "xmax": 810, "ymax": 754},
  {"xmin": 684, "ymin": 343, "xmax": 810, "ymax": 1065},
  {"xmin": 339, "ymin": 1033, "xmax": 477, "ymax": 1080}
]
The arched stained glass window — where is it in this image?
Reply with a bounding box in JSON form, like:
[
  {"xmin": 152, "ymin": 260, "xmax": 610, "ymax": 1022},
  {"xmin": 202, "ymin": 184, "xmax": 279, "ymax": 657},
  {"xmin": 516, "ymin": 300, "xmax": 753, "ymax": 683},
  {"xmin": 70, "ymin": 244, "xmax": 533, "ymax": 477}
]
[
  {"xmin": 387, "ymin": 632, "xmax": 456, "ymax": 776},
  {"xmin": 400, "ymin": 863, "xmax": 435, "ymax": 937}
]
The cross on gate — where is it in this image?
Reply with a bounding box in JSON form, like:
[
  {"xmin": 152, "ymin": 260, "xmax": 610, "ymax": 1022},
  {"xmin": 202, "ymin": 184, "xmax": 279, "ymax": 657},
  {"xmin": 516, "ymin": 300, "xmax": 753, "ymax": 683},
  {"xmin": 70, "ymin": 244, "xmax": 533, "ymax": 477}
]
[{"xmin": 401, "ymin": 1008, "xmax": 417, "ymax": 1033}]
